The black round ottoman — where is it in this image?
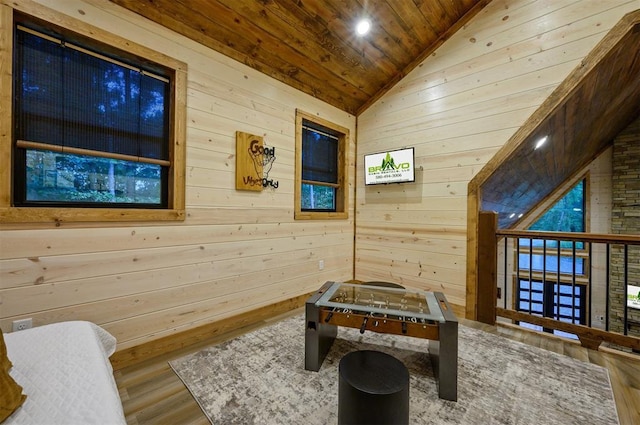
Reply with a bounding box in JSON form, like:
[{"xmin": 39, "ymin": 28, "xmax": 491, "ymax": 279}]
[{"xmin": 338, "ymin": 350, "xmax": 409, "ymax": 425}]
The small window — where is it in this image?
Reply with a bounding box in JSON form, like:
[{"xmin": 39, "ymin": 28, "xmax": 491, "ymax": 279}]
[
  {"xmin": 295, "ymin": 110, "xmax": 348, "ymax": 219},
  {"xmin": 1, "ymin": 9, "xmax": 186, "ymax": 223}
]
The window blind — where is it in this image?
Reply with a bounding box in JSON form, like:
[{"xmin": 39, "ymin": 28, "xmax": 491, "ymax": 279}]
[
  {"xmin": 301, "ymin": 122, "xmax": 338, "ymax": 184},
  {"xmin": 14, "ymin": 26, "xmax": 169, "ymax": 164}
]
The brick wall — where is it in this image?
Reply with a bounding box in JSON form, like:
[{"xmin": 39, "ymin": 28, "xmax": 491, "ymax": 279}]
[{"xmin": 610, "ymin": 114, "xmax": 640, "ymax": 336}]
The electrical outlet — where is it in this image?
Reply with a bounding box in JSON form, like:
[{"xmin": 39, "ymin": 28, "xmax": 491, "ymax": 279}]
[
  {"xmin": 318, "ymin": 260, "xmax": 324, "ymax": 271},
  {"xmin": 12, "ymin": 318, "xmax": 32, "ymax": 331}
]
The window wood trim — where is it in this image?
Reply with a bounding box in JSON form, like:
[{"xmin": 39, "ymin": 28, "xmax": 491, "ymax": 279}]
[
  {"xmin": 0, "ymin": 1, "xmax": 187, "ymax": 224},
  {"xmin": 15, "ymin": 140, "xmax": 172, "ymax": 167},
  {"xmin": 294, "ymin": 109, "xmax": 348, "ymax": 220}
]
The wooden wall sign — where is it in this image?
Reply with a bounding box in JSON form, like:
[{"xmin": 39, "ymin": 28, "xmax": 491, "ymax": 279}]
[{"xmin": 236, "ymin": 131, "xmax": 264, "ymax": 191}]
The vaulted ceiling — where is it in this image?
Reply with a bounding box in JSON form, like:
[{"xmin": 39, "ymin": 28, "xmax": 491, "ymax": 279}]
[
  {"xmin": 109, "ymin": 1, "xmax": 639, "ymax": 230},
  {"xmin": 475, "ymin": 10, "xmax": 640, "ymax": 228},
  {"xmin": 108, "ymin": 0, "xmax": 489, "ymax": 115}
]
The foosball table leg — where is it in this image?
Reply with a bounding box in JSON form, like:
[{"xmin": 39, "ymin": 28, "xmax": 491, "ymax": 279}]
[
  {"xmin": 305, "ymin": 283, "xmax": 337, "ymax": 372},
  {"xmin": 435, "ymin": 319, "xmax": 458, "ymax": 401}
]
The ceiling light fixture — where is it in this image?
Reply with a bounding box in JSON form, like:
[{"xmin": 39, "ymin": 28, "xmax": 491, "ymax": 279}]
[
  {"xmin": 356, "ymin": 19, "xmax": 371, "ymax": 36},
  {"xmin": 534, "ymin": 135, "xmax": 548, "ymax": 150}
]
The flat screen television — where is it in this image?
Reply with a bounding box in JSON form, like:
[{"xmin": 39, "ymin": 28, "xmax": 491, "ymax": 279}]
[{"xmin": 364, "ymin": 147, "xmax": 415, "ymax": 185}]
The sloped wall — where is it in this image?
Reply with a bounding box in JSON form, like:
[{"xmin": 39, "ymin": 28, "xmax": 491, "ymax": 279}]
[
  {"xmin": 355, "ymin": 0, "xmax": 639, "ymax": 310},
  {"xmin": 0, "ymin": 0, "xmax": 356, "ymax": 351}
]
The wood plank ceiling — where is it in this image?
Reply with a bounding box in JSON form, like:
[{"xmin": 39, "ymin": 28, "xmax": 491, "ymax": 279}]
[{"xmin": 108, "ymin": 0, "xmax": 489, "ymax": 115}]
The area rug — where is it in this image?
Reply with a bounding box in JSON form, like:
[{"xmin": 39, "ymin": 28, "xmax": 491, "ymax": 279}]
[{"xmin": 169, "ymin": 315, "xmax": 618, "ymax": 425}]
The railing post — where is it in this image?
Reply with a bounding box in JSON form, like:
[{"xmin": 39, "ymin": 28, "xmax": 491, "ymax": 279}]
[{"xmin": 477, "ymin": 211, "xmax": 498, "ymax": 325}]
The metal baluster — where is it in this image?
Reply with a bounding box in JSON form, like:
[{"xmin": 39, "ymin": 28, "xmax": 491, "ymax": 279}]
[
  {"xmin": 588, "ymin": 242, "xmax": 592, "ymax": 327},
  {"xmin": 572, "ymin": 241, "xmax": 577, "ymax": 325},
  {"xmin": 556, "ymin": 242, "xmax": 561, "ymax": 322},
  {"xmin": 504, "ymin": 237, "xmax": 508, "ymax": 310},
  {"xmin": 529, "ymin": 238, "xmax": 533, "ymax": 316},
  {"xmin": 624, "ymin": 244, "xmax": 629, "ymax": 336},
  {"xmin": 543, "ymin": 238, "xmax": 548, "ymax": 323},
  {"xmin": 605, "ymin": 243, "xmax": 610, "ymax": 331},
  {"xmin": 516, "ymin": 238, "xmax": 520, "ymax": 322}
]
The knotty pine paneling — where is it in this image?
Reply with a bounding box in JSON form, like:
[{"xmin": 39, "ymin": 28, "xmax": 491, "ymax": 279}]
[
  {"xmin": 0, "ymin": 221, "xmax": 349, "ymax": 261},
  {"xmin": 1, "ymin": 231, "xmax": 354, "ymax": 288},
  {"xmin": 0, "ymin": 0, "xmax": 355, "ymax": 351},
  {"xmin": 355, "ymin": 0, "xmax": 638, "ymax": 314}
]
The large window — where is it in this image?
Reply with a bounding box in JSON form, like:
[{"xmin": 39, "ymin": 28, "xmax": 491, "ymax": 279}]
[
  {"xmin": 518, "ymin": 280, "xmax": 587, "ymax": 327},
  {"xmin": 516, "ymin": 179, "xmax": 587, "ymax": 337},
  {"xmin": 295, "ymin": 110, "xmax": 348, "ymax": 219},
  {"xmin": 0, "ymin": 6, "xmax": 186, "ymax": 223},
  {"xmin": 14, "ymin": 25, "xmax": 169, "ymax": 208}
]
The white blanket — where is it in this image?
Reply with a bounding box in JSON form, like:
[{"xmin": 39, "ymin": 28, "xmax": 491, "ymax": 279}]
[{"xmin": 4, "ymin": 321, "xmax": 126, "ymax": 425}]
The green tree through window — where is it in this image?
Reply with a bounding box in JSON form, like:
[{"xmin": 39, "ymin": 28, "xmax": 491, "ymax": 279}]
[{"xmin": 529, "ymin": 180, "xmax": 585, "ymax": 233}]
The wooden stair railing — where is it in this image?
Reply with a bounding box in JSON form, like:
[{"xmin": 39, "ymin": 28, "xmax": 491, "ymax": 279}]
[{"xmin": 477, "ymin": 210, "xmax": 640, "ymax": 352}]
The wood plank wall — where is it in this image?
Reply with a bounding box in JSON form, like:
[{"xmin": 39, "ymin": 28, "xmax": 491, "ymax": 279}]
[
  {"xmin": 355, "ymin": 0, "xmax": 638, "ymax": 313},
  {"xmin": 0, "ymin": 0, "xmax": 356, "ymax": 352}
]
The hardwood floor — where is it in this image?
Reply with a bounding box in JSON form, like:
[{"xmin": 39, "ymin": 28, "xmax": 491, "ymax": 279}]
[
  {"xmin": 114, "ymin": 309, "xmax": 640, "ymax": 425},
  {"xmin": 114, "ymin": 309, "xmax": 300, "ymax": 425}
]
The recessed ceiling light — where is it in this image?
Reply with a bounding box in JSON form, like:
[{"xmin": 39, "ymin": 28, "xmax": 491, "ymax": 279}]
[
  {"xmin": 509, "ymin": 213, "xmax": 516, "ymax": 219},
  {"xmin": 534, "ymin": 136, "xmax": 548, "ymax": 150},
  {"xmin": 356, "ymin": 19, "xmax": 371, "ymax": 36}
]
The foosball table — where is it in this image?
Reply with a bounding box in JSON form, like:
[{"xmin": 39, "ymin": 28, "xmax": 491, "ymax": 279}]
[{"xmin": 304, "ymin": 281, "xmax": 458, "ymax": 401}]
